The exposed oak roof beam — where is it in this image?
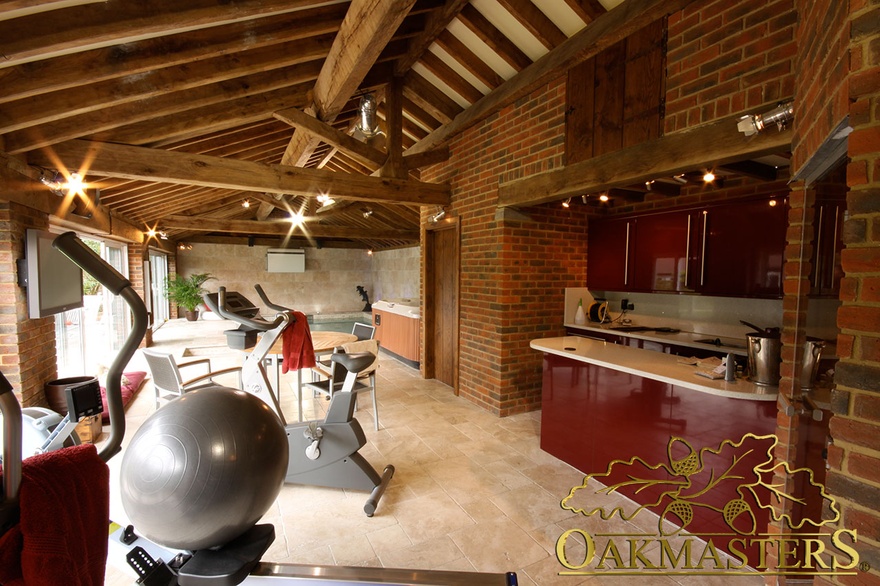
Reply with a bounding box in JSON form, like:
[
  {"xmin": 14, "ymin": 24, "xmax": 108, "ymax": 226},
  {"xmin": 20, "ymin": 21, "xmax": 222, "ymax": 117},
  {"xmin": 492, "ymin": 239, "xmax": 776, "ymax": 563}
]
[
  {"xmin": 497, "ymin": 114, "xmax": 793, "ymax": 208},
  {"xmin": 0, "ymin": 4, "xmax": 346, "ymax": 104},
  {"xmin": 273, "ymin": 106, "xmax": 387, "ymax": 169},
  {"xmin": 28, "ymin": 139, "xmax": 450, "ymax": 206},
  {"xmin": 162, "ymin": 215, "xmax": 419, "ymax": 241},
  {"xmin": 0, "ymin": 0, "xmax": 332, "ymax": 67},
  {"xmin": 263, "ymin": 0, "xmax": 417, "ymax": 220}
]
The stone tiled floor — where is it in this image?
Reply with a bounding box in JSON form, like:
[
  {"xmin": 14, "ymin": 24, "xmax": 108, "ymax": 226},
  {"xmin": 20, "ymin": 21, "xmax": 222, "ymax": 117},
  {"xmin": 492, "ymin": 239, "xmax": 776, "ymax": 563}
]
[{"xmin": 103, "ymin": 319, "xmax": 764, "ymax": 585}]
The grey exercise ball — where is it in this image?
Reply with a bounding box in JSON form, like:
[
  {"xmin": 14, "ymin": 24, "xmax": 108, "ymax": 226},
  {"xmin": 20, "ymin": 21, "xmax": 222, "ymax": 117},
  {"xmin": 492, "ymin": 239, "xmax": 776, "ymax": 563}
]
[{"xmin": 120, "ymin": 386, "xmax": 288, "ymax": 550}]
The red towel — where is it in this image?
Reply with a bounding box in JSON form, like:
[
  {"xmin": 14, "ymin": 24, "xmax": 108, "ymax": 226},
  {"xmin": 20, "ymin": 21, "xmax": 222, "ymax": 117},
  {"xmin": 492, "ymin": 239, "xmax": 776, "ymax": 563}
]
[
  {"xmin": 0, "ymin": 443, "xmax": 109, "ymax": 586},
  {"xmin": 281, "ymin": 311, "xmax": 316, "ymax": 373}
]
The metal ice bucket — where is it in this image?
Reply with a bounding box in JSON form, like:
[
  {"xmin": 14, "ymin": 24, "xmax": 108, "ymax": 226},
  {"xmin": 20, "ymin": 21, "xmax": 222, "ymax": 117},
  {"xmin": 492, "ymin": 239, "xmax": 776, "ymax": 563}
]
[
  {"xmin": 747, "ymin": 333, "xmax": 781, "ymax": 387},
  {"xmin": 800, "ymin": 338, "xmax": 826, "ymax": 389}
]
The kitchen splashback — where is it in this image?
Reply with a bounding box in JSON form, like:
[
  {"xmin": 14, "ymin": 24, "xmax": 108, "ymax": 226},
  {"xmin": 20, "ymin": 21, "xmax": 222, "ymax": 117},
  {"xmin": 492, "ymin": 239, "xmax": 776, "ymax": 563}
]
[{"xmin": 568, "ymin": 288, "xmax": 839, "ymax": 341}]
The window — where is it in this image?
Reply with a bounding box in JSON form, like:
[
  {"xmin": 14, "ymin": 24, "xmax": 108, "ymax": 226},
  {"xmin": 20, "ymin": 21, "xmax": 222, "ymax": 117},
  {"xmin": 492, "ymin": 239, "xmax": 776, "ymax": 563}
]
[{"xmin": 55, "ymin": 238, "xmax": 131, "ymax": 376}]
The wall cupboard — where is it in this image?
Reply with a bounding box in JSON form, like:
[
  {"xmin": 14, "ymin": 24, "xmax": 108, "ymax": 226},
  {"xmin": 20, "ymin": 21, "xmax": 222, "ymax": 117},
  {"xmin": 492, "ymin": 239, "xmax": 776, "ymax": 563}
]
[{"xmin": 588, "ymin": 196, "xmax": 788, "ymax": 298}]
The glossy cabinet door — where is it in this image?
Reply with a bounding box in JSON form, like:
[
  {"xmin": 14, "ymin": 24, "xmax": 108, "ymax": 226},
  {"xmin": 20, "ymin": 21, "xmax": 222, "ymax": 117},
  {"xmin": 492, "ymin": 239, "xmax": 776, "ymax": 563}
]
[
  {"xmin": 811, "ymin": 199, "xmax": 845, "ymax": 297},
  {"xmin": 587, "ymin": 217, "xmax": 632, "ymax": 291},
  {"xmin": 588, "ymin": 197, "xmax": 787, "ymax": 297},
  {"xmin": 694, "ymin": 197, "xmax": 787, "ymax": 298},
  {"xmin": 631, "ymin": 211, "xmax": 695, "ymax": 292}
]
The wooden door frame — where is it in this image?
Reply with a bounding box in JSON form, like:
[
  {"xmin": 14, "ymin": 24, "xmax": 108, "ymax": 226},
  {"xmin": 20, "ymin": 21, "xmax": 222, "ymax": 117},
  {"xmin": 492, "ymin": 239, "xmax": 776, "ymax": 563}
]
[{"xmin": 424, "ymin": 216, "xmax": 460, "ymax": 393}]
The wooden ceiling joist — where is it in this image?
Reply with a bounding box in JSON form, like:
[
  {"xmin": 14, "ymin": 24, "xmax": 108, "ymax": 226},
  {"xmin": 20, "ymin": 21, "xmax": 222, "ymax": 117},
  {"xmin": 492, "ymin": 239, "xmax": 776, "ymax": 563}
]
[{"xmin": 497, "ymin": 113, "xmax": 794, "ymax": 208}]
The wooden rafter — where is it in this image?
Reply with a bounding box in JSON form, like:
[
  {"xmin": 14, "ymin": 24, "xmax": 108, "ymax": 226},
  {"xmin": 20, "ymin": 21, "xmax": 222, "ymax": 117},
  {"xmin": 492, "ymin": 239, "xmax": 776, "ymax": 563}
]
[
  {"xmin": 409, "ymin": 0, "xmax": 700, "ymax": 155},
  {"xmin": 0, "ymin": 0, "xmax": 331, "ymax": 67}
]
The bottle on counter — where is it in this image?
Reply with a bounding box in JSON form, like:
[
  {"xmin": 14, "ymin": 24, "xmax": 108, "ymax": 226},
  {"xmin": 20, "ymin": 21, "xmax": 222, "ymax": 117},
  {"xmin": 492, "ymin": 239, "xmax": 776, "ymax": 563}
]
[
  {"xmin": 575, "ymin": 299, "xmax": 586, "ymax": 325},
  {"xmin": 725, "ymin": 353, "xmax": 737, "ymax": 382}
]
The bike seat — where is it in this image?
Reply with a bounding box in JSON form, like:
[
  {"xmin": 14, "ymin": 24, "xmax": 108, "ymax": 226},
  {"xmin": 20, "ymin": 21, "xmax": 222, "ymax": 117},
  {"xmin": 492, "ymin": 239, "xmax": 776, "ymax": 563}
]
[{"xmin": 331, "ymin": 352, "xmax": 374, "ymax": 374}]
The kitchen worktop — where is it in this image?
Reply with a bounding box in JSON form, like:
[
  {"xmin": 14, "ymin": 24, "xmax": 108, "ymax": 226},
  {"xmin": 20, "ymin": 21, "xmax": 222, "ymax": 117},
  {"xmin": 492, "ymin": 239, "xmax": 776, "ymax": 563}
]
[
  {"xmin": 531, "ymin": 335, "xmax": 779, "ymax": 401},
  {"xmin": 564, "ymin": 321, "xmax": 752, "ymax": 355}
]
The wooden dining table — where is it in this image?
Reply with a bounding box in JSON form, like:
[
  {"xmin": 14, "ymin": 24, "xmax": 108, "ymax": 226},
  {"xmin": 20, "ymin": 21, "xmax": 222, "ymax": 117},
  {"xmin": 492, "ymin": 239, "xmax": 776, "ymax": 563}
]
[{"xmin": 263, "ymin": 330, "xmax": 357, "ymax": 421}]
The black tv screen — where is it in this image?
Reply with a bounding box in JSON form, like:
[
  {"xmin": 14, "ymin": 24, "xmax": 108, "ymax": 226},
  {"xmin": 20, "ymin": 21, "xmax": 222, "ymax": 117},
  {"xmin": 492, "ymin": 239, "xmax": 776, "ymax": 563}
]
[{"xmin": 23, "ymin": 229, "xmax": 84, "ymax": 319}]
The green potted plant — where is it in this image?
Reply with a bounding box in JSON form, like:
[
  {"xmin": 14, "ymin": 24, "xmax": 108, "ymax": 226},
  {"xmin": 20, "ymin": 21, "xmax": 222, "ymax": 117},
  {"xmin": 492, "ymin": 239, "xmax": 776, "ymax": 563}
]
[{"xmin": 164, "ymin": 272, "xmax": 214, "ymax": 321}]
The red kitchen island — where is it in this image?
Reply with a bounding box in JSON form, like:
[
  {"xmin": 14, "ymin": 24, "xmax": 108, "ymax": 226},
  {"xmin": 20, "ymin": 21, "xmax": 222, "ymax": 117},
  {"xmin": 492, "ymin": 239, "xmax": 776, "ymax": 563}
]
[{"xmin": 531, "ymin": 336, "xmax": 783, "ymax": 558}]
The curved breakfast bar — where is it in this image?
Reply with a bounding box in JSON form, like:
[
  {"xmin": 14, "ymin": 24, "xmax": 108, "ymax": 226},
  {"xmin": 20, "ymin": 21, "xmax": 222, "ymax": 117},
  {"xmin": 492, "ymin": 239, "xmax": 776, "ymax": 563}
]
[{"xmin": 531, "ymin": 336, "xmax": 780, "ymax": 549}]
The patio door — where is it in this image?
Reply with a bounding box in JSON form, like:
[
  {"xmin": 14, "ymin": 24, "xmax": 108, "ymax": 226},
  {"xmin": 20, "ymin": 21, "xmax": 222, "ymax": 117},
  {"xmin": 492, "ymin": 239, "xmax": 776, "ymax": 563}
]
[
  {"xmin": 149, "ymin": 251, "xmax": 169, "ymax": 326},
  {"xmin": 55, "ymin": 238, "xmax": 131, "ymax": 377}
]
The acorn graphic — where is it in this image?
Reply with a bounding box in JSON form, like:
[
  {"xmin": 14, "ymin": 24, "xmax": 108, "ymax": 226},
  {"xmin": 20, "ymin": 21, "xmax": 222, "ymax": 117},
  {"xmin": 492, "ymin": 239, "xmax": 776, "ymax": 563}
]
[
  {"xmin": 723, "ymin": 498, "xmax": 757, "ymax": 535},
  {"xmin": 667, "ymin": 438, "xmax": 702, "ymax": 477},
  {"xmin": 660, "ymin": 499, "xmax": 693, "ymax": 535}
]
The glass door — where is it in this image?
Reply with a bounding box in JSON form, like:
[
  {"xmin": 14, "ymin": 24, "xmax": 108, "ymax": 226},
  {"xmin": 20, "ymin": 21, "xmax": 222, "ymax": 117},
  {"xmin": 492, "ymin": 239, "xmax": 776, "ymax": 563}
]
[
  {"xmin": 149, "ymin": 251, "xmax": 169, "ymax": 327},
  {"xmin": 55, "ymin": 237, "xmax": 131, "ymax": 377}
]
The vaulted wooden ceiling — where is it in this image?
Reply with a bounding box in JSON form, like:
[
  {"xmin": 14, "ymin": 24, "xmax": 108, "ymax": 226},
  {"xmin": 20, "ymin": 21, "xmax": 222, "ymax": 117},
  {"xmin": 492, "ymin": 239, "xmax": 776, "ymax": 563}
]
[
  {"xmin": 3, "ymin": 0, "xmax": 689, "ymax": 250},
  {"xmin": 2, "ymin": 0, "xmax": 631, "ymax": 249}
]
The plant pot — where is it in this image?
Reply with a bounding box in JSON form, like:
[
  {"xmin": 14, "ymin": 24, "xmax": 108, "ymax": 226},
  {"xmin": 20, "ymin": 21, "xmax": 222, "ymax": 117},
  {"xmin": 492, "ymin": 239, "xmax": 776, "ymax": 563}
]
[
  {"xmin": 44, "ymin": 376, "xmax": 99, "ymax": 415},
  {"xmin": 184, "ymin": 310, "xmax": 199, "ymax": 321}
]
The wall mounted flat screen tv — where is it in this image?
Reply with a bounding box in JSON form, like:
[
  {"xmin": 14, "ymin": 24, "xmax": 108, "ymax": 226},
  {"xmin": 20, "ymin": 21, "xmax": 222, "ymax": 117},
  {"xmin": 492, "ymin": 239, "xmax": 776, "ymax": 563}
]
[{"xmin": 20, "ymin": 229, "xmax": 84, "ymax": 319}]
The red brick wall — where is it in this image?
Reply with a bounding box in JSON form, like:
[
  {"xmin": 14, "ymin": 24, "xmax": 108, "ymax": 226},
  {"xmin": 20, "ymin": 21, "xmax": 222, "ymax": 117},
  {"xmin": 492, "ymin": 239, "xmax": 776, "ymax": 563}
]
[
  {"xmin": 817, "ymin": 1, "xmax": 880, "ymax": 582},
  {"xmin": 665, "ymin": 0, "xmax": 797, "ymax": 134},
  {"xmin": 0, "ymin": 202, "xmax": 56, "ymax": 406},
  {"xmin": 791, "ymin": 0, "xmax": 851, "ymax": 173},
  {"xmin": 422, "ymin": 78, "xmax": 587, "ymax": 415}
]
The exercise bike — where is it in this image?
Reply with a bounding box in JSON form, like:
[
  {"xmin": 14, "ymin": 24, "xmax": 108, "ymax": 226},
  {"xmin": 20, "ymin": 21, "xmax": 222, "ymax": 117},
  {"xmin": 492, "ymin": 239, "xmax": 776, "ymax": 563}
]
[
  {"xmin": 2, "ymin": 233, "xmax": 517, "ymax": 586},
  {"xmin": 202, "ymin": 287, "xmax": 393, "ymax": 517}
]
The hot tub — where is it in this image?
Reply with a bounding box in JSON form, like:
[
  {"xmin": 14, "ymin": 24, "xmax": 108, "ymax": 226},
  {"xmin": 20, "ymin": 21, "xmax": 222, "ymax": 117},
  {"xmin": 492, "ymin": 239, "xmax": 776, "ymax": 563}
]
[
  {"xmin": 371, "ymin": 299, "xmax": 420, "ymax": 318},
  {"xmin": 372, "ymin": 299, "xmax": 420, "ymax": 367}
]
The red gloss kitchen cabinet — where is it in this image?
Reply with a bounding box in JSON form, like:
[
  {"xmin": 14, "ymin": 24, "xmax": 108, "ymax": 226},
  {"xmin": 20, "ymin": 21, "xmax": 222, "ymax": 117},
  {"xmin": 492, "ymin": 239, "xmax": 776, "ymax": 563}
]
[
  {"xmin": 587, "ymin": 217, "xmax": 633, "ymax": 291},
  {"xmin": 630, "ymin": 210, "xmax": 695, "ymax": 292},
  {"xmin": 692, "ymin": 197, "xmax": 788, "ymax": 298},
  {"xmin": 587, "ymin": 196, "xmax": 787, "ymax": 298}
]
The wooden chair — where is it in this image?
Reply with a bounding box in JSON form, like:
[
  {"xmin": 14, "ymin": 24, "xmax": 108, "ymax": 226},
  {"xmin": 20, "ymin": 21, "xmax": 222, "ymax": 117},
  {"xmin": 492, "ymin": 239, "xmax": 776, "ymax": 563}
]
[
  {"xmin": 142, "ymin": 349, "xmax": 242, "ymax": 409},
  {"xmin": 304, "ymin": 339, "xmax": 380, "ymax": 430}
]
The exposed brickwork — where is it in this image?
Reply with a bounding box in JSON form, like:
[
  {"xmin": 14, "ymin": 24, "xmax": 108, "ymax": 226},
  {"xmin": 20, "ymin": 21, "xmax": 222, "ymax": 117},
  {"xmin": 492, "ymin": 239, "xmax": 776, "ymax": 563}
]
[
  {"xmin": 794, "ymin": 0, "xmax": 880, "ymax": 583},
  {"xmin": 421, "ymin": 78, "xmax": 585, "ymax": 416},
  {"xmin": 0, "ymin": 202, "xmax": 56, "ymax": 407},
  {"xmin": 665, "ymin": 0, "xmax": 797, "ymax": 134}
]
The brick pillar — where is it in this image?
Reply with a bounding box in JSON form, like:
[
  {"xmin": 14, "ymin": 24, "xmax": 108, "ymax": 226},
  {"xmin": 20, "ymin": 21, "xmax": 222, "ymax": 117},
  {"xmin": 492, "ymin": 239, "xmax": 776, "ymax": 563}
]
[{"xmin": 820, "ymin": 3, "xmax": 880, "ymax": 581}]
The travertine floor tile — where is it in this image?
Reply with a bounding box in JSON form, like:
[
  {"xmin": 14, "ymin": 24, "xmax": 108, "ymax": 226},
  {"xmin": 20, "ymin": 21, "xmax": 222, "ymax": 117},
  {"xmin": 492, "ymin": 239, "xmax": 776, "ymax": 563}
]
[{"xmin": 103, "ymin": 318, "xmax": 766, "ymax": 585}]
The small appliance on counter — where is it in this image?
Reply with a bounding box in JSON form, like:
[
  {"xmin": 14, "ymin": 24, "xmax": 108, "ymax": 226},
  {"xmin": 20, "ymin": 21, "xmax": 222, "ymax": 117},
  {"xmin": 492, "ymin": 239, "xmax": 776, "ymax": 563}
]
[{"xmin": 588, "ymin": 300, "xmax": 609, "ymax": 323}]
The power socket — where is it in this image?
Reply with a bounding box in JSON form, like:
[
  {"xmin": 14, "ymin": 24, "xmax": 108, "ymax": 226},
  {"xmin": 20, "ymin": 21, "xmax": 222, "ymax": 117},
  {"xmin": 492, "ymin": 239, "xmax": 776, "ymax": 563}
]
[{"xmin": 621, "ymin": 299, "xmax": 634, "ymax": 311}]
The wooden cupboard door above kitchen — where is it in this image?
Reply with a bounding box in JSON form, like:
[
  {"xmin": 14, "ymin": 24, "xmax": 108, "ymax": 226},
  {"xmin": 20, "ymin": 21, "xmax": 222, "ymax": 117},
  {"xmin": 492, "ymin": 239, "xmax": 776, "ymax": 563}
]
[{"xmin": 696, "ymin": 197, "xmax": 788, "ymax": 298}]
